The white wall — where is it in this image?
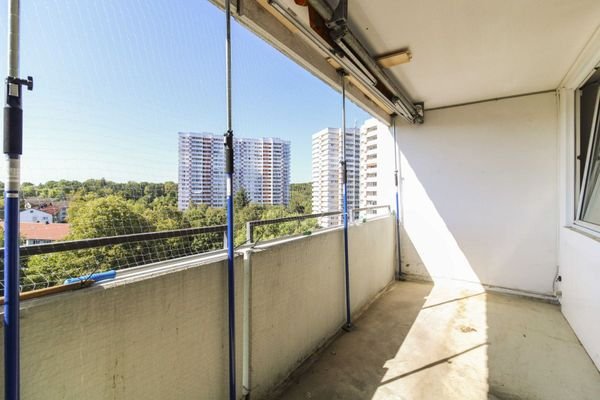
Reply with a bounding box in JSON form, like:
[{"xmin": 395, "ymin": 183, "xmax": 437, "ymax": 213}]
[
  {"xmin": 559, "ymin": 228, "xmax": 600, "ymax": 369},
  {"xmin": 398, "ymin": 92, "xmax": 559, "ymax": 295}
]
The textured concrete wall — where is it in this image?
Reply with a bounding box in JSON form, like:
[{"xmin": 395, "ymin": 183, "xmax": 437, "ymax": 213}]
[
  {"xmin": 0, "ymin": 217, "xmax": 395, "ymax": 399},
  {"xmin": 349, "ymin": 216, "xmax": 397, "ymax": 312},
  {"xmin": 0, "ymin": 256, "xmax": 244, "ymax": 400},
  {"xmin": 249, "ymin": 216, "xmax": 396, "ymax": 399}
]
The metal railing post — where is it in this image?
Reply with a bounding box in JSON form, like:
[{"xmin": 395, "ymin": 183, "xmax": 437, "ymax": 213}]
[
  {"xmin": 392, "ymin": 115, "xmax": 403, "ymax": 279},
  {"xmin": 340, "ymin": 70, "xmax": 352, "ymax": 331},
  {"xmin": 246, "ymin": 221, "xmax": 253, "ymax": 244},
  {"xmin": 223, "ymin": 1, "xmax": 236, "ymax": 398}
]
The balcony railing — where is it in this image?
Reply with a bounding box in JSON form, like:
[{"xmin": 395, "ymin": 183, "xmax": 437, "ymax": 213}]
[
  {"xmin": 0, "ymin": 206, "xmax": 392, "ymax": 297},
  {"xmin": 0, "ymin": 214, "xmax": 398, "ymax": 399}
]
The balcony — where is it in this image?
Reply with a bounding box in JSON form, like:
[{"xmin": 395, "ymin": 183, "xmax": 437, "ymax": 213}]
[
  {"xmin": 3, "ymin": 0, "xmax": 600, "ymax": 399},
  {"xmin": 0, "ymin": 216, "xmax": 395, "ymax": 398},
  {"xmin": 3, "ymin": 214, "xmax": 599, "ymax": 399}
]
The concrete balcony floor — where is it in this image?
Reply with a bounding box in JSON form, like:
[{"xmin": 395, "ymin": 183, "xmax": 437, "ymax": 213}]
[{"xmin": 276, "ymin": 280, "xmax": 600, "ymax": 400}]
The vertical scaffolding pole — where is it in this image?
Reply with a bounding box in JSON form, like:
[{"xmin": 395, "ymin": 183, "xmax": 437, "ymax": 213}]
[
  {"xmin": 340, "ymin": 70, "xmax": 352, "ymax": 330},
  {"xmin": 224, "ymin": 1, "xmax": 236, "ymax": 399},
  {"xmin": 4, "ymin": 1, "xmax": 23, "ymax": 399},
  {"xmin": 392, "ymin": 115, "xmax": 403, "ymax": 279}
]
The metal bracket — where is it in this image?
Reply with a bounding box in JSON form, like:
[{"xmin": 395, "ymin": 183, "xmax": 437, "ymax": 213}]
[
  {"xmin": 223, "ymin": 129, "xmax": 234, "ymax": 174},
  {"xmin": 326, "ymin": 0, "xmax": 347, "ymax": 29},
  {"xmin": 414, "ymin": 102, "xmax": 424, "ymax": 124},
  {"xmin": 7, "ymin": 76, "xmax": 33, "ymax": 92}
]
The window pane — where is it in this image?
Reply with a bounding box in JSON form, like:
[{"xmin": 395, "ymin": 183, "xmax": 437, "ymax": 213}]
[{"xmin": 580, "ymin": 86, "xmax": 600, "ymax": 225}]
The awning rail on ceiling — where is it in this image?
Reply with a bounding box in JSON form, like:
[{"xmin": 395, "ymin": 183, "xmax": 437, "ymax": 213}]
[{"xmin": 269, "ymin": 0, "xmax": 423, "ymax": 124}]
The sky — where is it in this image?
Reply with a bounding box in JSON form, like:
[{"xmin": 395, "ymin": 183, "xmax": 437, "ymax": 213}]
[{"xmin": 0, "ymin": 0, "xmax": 371, "ymax": 184}]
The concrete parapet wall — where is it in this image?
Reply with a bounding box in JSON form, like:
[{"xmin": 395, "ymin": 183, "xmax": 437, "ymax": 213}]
[
  {"xmin": 249, "ymin": 215, "xmax": 396, "ymax": 398},
  {"xmin": 0, "ymin": 216, "xmax": 396, "ymax": 399},
  {"xmin": 0, "ymin": 255, "xmax": 244, "ymax": 399}
]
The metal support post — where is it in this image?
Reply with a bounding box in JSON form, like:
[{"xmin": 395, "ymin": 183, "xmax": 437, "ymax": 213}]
[
  {"xmin": 392, "ymin": 115, "xmax": 403, "ymax": 280},
  {"xmin": 224, "ymin": 1, "xmax": 236, "ymax": 398},
  {"xmin": 4, "ymin": 1, "xmax": 32, "ymax": 399},
  {"xmin": 339, "ymin": 70, "xmax": 352, "ymax": 331},
  {"xmin": 246, "ymin": 221, "xmax": 253, "ymax": 244}
]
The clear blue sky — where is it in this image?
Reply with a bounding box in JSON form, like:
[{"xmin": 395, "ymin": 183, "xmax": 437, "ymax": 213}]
[{"xmin": 0, "ymin": 0, "xmax": 370, "ymax": 184}]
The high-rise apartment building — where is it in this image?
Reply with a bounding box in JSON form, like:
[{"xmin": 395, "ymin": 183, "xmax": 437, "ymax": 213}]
[
  {"xmin": 178, "ymin": 132, "xmax": 290, "ymax": 210},
  {"xmin": 311, "ymin": 128, "xmax": 360, "ymax": 227},
  {"xmin": 359, "ymin": 118, "xmax": 396, "ymax": 216}
]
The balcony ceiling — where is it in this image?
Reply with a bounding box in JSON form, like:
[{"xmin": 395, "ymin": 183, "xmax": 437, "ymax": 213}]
[{"xmin": 274, "ymin": 0, "xmax": 600, "ymax": 109}]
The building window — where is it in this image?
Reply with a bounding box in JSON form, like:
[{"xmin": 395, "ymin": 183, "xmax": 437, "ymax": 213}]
[{"xmin": 576, "ymin": 71, "xmax": 600, "ymax": 229}]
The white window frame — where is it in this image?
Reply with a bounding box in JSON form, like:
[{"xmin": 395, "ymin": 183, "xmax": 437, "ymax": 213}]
[
  {"xmin": 575, "ymin": 83, "xmax": 600, "ymax": 232},
  {"xmin": 558, "ymin": 27, "xmax": 600, "ymax": 239}
]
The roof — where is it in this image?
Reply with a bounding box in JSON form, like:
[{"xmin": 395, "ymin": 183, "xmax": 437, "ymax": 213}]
[
  {"xmin": 20, "ymin": 209, "xmax": 53, "ymax": 217},
  {"xmin": 0, "ymin": 222, "xmax": 70, "ymax": 241},
  {"xmin": 38, "ymin": 205, "xmax": 63, "ymax": 216},
  {"xmin": 24, "ymin": 198, "xmax": 68, "ymax": 207}
]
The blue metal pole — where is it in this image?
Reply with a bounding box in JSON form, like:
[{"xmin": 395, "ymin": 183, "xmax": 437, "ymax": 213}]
[
  {"xmin": 224, "ymin": 0, "xmax": 236, "ymax": 398},
  {"xmin": 340, "ymin": 71, "xmax": 352, "ymax": 331},
  {"xmin": 4, "ymin": 194, "xmax": 20, "ymax": 400},
  {"xmin": 4, "ymin": 1, "xmax": 26, "ymax": 398},
  {"xmin": 225, "ymin": 173, "xmax": 236, "ymax": 399},
  {"xmin": 392, "ymin": 115, "xmax": 403, "ymax": 279}
]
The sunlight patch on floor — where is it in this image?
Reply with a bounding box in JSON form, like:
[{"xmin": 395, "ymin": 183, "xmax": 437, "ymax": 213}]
[{"xmin": 373, "ymin": 282, "xmax": 489, "ymax": 400}]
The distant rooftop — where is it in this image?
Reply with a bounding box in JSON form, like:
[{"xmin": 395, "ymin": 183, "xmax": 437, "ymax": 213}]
[{"xmin": 0, "ymin": 222, "xmax": 70, "ymax": 241}]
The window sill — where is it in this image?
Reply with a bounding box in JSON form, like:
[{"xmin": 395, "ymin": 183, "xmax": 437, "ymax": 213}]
[{"xmin": 567, "ymin": 223, "xmax": 600, "ymax": 243}]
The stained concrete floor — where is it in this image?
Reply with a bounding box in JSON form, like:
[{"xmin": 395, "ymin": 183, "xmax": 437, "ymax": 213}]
[{"xmin": 275, "ymin": 280, "xmax": 600, "ymax": 400}]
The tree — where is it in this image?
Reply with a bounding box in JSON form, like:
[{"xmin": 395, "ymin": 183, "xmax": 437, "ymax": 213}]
[
  {"xmin": 183, "ymin": 204, "xmax": 226, "ymax": 252},
  {"xmin": 234, "ymin": 203, "xmax": 265, "ymax": 245},
  {"xmin": 20, "ymin": 179, "xmax": 319, "ymax": 288},
  {"xmin": 26, "ymin": 195, "xmax": 154, "ymax": 284},
  {"xmin": 234, "ymin": 188, "xmax": 251, "ymax": 208},
  {"xmin": 289, "ymin": 183, "xmax": 312, "ymax": 214}
]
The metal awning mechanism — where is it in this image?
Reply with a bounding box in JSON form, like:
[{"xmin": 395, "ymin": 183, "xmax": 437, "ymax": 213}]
[{"xmin": 267, "ymin": 0, "xmax": 424, "ymax": 123}]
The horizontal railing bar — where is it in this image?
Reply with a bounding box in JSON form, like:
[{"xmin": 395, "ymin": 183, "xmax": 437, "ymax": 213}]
[
  {"xmin": 352, "ymin": 205, "xmax": 391, "ymax": 213},
  {"xmin": 0, "ymin": 224, "xmax": 227, "ymax": 258},
  {"xmin": 247, "ymin": 210, "xmax": 342, "ymax": 228}
]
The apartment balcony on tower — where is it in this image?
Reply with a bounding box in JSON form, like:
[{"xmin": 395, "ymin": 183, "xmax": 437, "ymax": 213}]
[{"xmin": 2, "ymin": 1, "xmax": 600, "ymax": 400}]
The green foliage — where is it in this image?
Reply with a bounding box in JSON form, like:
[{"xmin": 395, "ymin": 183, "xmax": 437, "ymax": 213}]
[
  {"xmin": 26, "ymin": 195, "xmax": 155, "ymax": 283},
  {"xmin": 234, "ymin": 188, "xmax": 251, "ymax": 209},
  {"xmin": 183, "ymin": 203, "xmax": 226, "ymax": 252},
  {"xmin": 20, "ymin": 180, "xmax": 317, "ymax": 288},
  {"xmin": 289, "ymin": 183, "xmax": 312, "ymax": 214},
  {"xmin": 18, "ymin": 179, "xmax": 179, "ymax": 206}
]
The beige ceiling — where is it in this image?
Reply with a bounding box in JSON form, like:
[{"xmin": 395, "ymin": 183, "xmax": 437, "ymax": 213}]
[
  {"xmin": 347, "ymin": 0, "xmax": 600, "ymax": 108},
  {"xmin": 275, "ymin": 0, "xmax": 600, "ymax": 109}
]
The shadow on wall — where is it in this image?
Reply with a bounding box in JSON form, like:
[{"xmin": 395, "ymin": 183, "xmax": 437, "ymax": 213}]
[
  {"xmin": 396, "ymin": 94, "xmax": 558, "ymax": 295},
  {"xmin": 399, "ymin": 152, "xmax": 481, "ymax": 284}
]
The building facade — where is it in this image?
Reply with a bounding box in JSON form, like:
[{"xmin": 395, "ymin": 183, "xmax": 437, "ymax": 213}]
[
  {"xmin": 178, "ymin": 132, "xmax": 290, "ymax": 210},
  {"xmin": 20, "ymin": 209, "xmax": 53, "ymax": 224},
  {"xmin": 24, "ymin": 199, "xmax": 69, "ymax": 223},
  {"xmin": 311, "ymin": 128, "xmax": 360, "ymax": 226},
  {"xmin": 359, "ymin": 118, "xmax": 396, "ymax": 217}
]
